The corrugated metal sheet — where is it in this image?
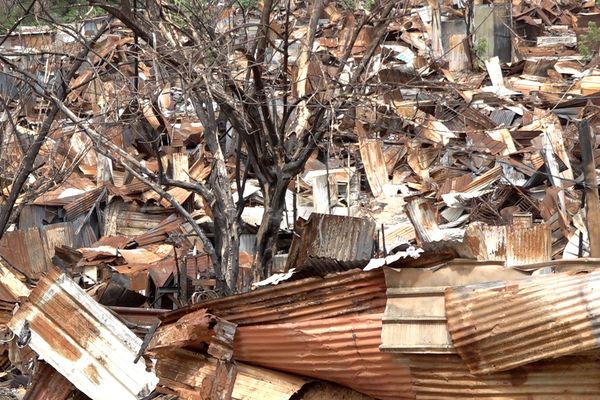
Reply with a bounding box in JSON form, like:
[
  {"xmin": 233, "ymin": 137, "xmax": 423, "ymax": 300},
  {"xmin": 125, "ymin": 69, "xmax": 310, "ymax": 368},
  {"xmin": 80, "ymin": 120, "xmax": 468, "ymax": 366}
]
[
  {"xmin": 406, "ymin": 353, "xmax": 600, "ymax": 399},
  {"xmin": 381, "ymin": 261, "xmax": 527, "ymax": 354},
  {"xmin": 489, "ymin": 109, "xmax": 516, "ymax": 127},
  {"xmin": 0, "ymin": 222, "xmax": 87, "ymax": 279},
  {"xmin": 285, "ymin": 213, "xmax": 375, "ymax": 275},
  {"xmin": 8, "ymin": 268, "xmax": 158, "ymax": 400},
  {"xmin": 23, "ymin": 361, "xmax": 74, "ymax": 400},
  {"xmin": 234, "ymin": 314, "xmax": 415, "ymax": 400},
  {"xmin": 110, "ymin": 306, "xmax": 169, "ymax": 326},
  {"xmin": 130, "ymin": 214, "xmax": 188, "ymax": 247},
  {"xmin": 445, "ymin": 269, "xmax": 600, "ymax": 374},
  {"xmin": 405, "ymin": 198, "xmax": 451, "ymax": 244},
  {"xmin": 463, "ymin": 165, "xmax": 503, "ymax": 193},
  {"xmin": 103, "ymin": 199, "xmax": 170, "ymax": 237},
  {"xmin": 463, "ymin": 220, "xmax": 552, "ymax": 266},
  {"xmin": 64, "ymin": 187, "xmax": 106, "ymax": 221},
  {"xmin": 162, "ymin": 269, "xmax": 386, "ymax": 326},
  {"xmin": 156, "ymin": 349, "xmax": 308, "ymax": 400}
]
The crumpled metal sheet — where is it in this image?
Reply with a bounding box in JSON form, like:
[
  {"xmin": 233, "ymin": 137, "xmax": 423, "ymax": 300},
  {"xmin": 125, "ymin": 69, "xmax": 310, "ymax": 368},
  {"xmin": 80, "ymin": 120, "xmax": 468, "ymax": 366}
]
[
  {"xmin": 446, "ymin": 270, "xmax": 600, "ymax": 374},
  {"xmin": 233, "ymin": 314, "xmax": 415, "ymax": 400},
  {"xmin": 162, "ymin": 269, "xmax": 386, "ymax": 326}
]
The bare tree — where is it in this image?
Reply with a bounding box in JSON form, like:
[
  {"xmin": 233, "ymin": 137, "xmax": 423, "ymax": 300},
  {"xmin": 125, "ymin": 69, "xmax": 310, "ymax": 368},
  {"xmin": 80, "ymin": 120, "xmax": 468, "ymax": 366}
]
[
  {"xmin": 3, "ymin": 0, "xmax": 401, "ymax": 292},
  {"xmin": 0, "ymin": 5, "xmax": 107, "ymax": 238},
  {"xmin": 84, "ymin": 0, "xmax": 401, "ymax": 283}
]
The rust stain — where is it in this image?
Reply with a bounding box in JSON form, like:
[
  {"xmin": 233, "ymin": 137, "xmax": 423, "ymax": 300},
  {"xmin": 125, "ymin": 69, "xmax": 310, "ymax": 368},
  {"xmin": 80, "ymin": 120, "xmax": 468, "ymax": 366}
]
[
  {"xmin": 84, "ymin": 364, "xmax": 100, "ymax": 385},
  {"xmin": 509, "ymin": 367, "xmax": 528, "ymax": 386},
  {"xmin": 30, "ymin": 313, "xmax": 81, "ymax": 362},
  {"xmin": 23, "ymin": 361, "xmax": 74, "ymax": 400},
  {"xmin": 29, "ymin": 281, "xmax": 101, "ymax": 351},
  {"xmin": 162, "ymin": 269, "xmax": 386, "ymax": 326},
  {"xmin": 406, "ymin": 353, "xmax": 600, "ymax": 398}
]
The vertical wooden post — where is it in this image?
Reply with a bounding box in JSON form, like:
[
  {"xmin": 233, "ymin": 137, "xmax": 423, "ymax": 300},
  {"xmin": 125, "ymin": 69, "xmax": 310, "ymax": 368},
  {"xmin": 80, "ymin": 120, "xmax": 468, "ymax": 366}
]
[{"xmin": 579, "ymin": 119, "xmax": 600, "ymax": 257}]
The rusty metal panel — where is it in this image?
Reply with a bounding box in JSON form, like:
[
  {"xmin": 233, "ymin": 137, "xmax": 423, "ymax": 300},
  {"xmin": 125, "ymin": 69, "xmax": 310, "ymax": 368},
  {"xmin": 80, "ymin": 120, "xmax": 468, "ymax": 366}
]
[
  {"xmin": 162, "ymin": 269, "xmax": 386, "ymax": 326},
  {"xmin": 0, "ymin": 229, "xmax": 36, "ymax": 277},
  {"xmin": 463, "ymin": 221, "xmax": 552, "ymax": 266},
  {"xmin": 8, "ymin": 269, "xmax": 158, "ymax": 400},
  {"xmin": 381, "ymin": 261, "xmax": 528, "ymax": 354},
  {"xmin": 64, "ymin": 187, "xmax": 106, "ymax": 221},
  {"xmin": 406, "ymin": 353, "xmax": 600, "ymax": 399},
  {"xmin": 446, "ymin": 269, "xmax": 600, "ymax": 374},
  {"xmin": 233, "ymin": 314, "xmax": 415, "ymax": 400},
  {"xmin": 110, "ymin": 306, "xmax": 169, "ymax": 326},
  {"xmin": 23, "ymin": 361, "xmax": 75, "ymax": 400},
  {"xmin": 41, "ymin": 223, "xmax": 76, "ymax": 268},
  {"xmin": 24, "ymin": 228, "xmax": 49, "ymax": 277},
  {"xmin": 285, "ymin": 213, "xmax": 375, "ymax": 275}
]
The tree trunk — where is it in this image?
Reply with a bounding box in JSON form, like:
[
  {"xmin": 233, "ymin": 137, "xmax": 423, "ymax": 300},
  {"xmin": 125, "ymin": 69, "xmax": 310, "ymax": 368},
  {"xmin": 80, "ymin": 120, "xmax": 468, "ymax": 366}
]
[{"xmin": 252, "ymin": 178, "xmax": 289, "ymax": 281}]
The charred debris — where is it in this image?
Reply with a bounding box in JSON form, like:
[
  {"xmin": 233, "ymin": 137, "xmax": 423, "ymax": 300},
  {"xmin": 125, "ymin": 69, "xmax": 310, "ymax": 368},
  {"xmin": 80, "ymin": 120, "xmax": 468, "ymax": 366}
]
[{"xmin": 1, "ymin": 0, "xmax": 600, "ymax": 398}]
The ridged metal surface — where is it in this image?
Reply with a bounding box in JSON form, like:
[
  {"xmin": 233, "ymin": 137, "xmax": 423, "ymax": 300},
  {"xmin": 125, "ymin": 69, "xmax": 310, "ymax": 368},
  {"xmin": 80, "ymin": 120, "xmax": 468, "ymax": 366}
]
[
  {"xmin": 405, "ymin": 353, "xmax": 600, "ymax": 399},
  {"xmin": 381, "ymin": 262, "xmax": 527, "ymax": 354},
  {"xmin": 285, "ymin": 213, "xmax": 375, "ymax": 275},
  {"xmin": 8, "ymin": 269, "xmax": 158, "ymax": 400},
  {"xmin": 63, "ymin": 187, "xmax": 106, "ymax": 221},
  {"xmin": 445, "ymin": 270, "xmax": 600, "ymax": 374},
  {"xmin": 162, "ymin": 269, "xmax": 386, "ymax": 325},
  {"xmin": 0, "ymin": 222, "xmax": 89, "ymax": 279},
  {"xmin": 233, "ymin": 314, "xmax": 415, "ymax": 400},
  {"xmin": 462, "ymin": 222, "xmax": 551, "ymax": 266}
]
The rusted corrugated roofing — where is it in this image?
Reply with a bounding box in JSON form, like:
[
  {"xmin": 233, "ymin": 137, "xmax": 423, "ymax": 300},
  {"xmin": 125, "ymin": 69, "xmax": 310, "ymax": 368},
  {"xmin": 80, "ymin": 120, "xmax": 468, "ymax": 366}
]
[
  {"xmin": 23, "ymin": 361, "xmax": 74, "ymax": 400},
  {"xmin": 381, "ymin": 261, "xmax": 527, "ymax": 354},
  {"xmin": 233, "ymin": 313, "xmax": 415, "ymax": 400},
  {"xmin": 129, "ymin": 214, "xmax": 187, "ymax": 247},
  {"xmin": 406, "ymin": 353, "xmax": 600, "ymax": 399},
  {"xmin": 8, "ymin": 268, "xmax": 158, "ymax": 400},
  {"xmin": 445, "ymin": 269, "xmax": 600, "ymax": 374},
  {"xmin": 156, "ymin": 349, "xmax": 308, "ymax": 400},
  {"xmin": 110, "ymin": 306, "xmax": 169, "ymax": 326},
  {"xmin": 161, "ymin": 269, "xmax": 386, "ymax": 325},
  {"xmin": 0, "ymin": 222, "xmax": 87, "ymax": 279},
  {"xmin": 63, "ymin": 187, "xmax": 106, "ymax": 221},
  {"xmin": 285, "ymin": 213, "xmax": 375, "ymax": 275},
  {"xmin": 462, "ymin": 220, "xmax": 552, "ymax": 266}
]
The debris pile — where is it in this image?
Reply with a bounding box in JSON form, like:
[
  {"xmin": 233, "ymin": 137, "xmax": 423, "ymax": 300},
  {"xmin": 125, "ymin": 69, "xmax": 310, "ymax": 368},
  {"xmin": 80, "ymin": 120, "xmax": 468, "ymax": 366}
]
[{"xmin": 2, "ymin": 0, "xmax": 600, "ymax": 398}]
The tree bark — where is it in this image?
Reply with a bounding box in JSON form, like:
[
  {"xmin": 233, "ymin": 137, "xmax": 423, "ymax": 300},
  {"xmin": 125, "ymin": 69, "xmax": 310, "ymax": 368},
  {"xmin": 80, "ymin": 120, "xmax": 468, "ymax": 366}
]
[{"xmin": 252, "ymin": 178, "xmax": 290, "ymax": 281}]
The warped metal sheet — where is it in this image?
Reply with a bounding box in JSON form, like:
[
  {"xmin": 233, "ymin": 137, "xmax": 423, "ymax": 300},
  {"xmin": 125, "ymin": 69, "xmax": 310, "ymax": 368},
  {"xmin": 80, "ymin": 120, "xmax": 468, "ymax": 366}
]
[
  {"xmin": 463, "ymin": 221, "xmax": 552, "ymax": 266},
  {"xmin": 233, "ymin": 314, "xmax": 415, "ymax": 400},
  {"xmin": 381, "ymin": 261, "xmax": 527, "ymax": 354},
  {"xmin": 446, "ymin": 269, "xmax": 600, "ymax": 374},
  {"xmin": 162, "ymin": 269, "xmax": 386, "ymax": 325},
  {"xmin": 405, "ymin": 353, "xmax": 600, "ymax": 399},
  {"xmin": 8, "ymin": 269, "xmax": 158, "ymax": 400}
]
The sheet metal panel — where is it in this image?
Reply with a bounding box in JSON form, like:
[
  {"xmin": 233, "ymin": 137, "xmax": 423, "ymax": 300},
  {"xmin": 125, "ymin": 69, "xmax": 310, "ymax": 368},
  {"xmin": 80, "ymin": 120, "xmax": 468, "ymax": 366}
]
[
  {"xmin": 162, "ymin": 269, "xmax": 386, "ymax": 326},
  {"xmin": 8, "ymin": 269, "xmax": 158, "ymax": 400},
  {"xmin": 234, "ymin": 314, "xmax": 415, "ymax": 400},
  {"xmin": 446, "ymin": 269, "xmax": 600, "ymax": 374},
  {"xmin": 156, "ymin": 350, "xmax": 307, "ymax": 400},
  {"xmin": 23, "ymin": 361, "xmax": 74, "ymax": 400},
  {"xmin": 406, "ymin": 353, "xmax": 600, "ymax": 399},
  {"xmin": 381, "ymin": 261, "xmax": 527, "ymax": 354}
]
